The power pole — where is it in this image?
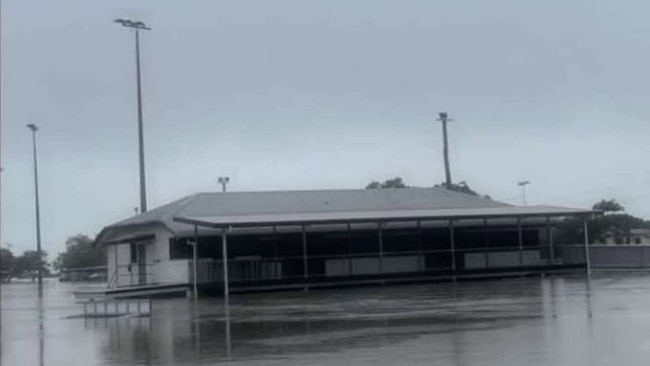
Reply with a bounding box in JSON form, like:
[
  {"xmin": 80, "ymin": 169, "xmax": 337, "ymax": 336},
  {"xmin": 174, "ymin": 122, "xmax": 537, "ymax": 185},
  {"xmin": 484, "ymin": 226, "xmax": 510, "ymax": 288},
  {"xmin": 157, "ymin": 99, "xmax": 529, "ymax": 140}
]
[{"xmin": 437, "ymin": 112, "xmax": 452, "ymax": 189}]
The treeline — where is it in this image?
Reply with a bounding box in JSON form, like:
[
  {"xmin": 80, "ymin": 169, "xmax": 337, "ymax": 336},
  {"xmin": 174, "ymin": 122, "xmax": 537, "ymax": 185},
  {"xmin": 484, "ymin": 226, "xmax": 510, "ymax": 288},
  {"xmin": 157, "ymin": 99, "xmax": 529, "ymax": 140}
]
[
  {"xmin": 53, "ymin": 234, "xmax": 106, "ymax": 271},
  {"xmin": 365, "ymin": 176, "xmax": 490, "ymax": 198},
  {"xmin": 555, "ymin": 199, "xmax": 650, "ymax": 244},
  {"xmin": 0, "ymin": 249, "xmax": 50, "ymax": 282},
  {"xmin": 365, "ymin": 178, "xmax": 649, "ymax": 243},
  {"xmin": 1, "ymin": 234, "xmax": 106, "ymax": 282}
]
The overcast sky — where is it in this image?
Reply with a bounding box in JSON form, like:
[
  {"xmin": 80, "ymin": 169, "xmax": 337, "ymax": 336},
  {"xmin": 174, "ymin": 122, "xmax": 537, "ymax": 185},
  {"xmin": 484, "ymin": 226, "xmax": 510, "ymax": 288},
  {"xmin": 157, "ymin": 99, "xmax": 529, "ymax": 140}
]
[{"xmin": 1, "ymin": 0, "xmax": 649, "ymax": 256}]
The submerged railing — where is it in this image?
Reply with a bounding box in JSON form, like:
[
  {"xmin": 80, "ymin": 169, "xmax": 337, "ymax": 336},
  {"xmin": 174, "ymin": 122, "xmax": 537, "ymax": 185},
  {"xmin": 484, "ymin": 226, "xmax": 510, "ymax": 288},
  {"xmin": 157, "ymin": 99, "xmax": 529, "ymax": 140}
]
[
  {"xmin": 189, "ymin": 244, "xmax": 588, "ymax": 285},
  {"xmin": 82, "ymin": 299, "xmax": 152, "ymax": 317}
]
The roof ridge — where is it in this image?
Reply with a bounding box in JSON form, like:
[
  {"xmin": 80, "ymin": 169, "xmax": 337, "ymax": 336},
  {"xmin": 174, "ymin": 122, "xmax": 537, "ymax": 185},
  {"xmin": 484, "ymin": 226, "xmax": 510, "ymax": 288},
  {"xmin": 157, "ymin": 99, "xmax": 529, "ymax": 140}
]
[
  {"xmin": 191, "ymin": 187, "xmax": 442, "ymax": 195},
  {"xmin": 160, "ymin": 193, "xmax": 202, "ymax": 222}
]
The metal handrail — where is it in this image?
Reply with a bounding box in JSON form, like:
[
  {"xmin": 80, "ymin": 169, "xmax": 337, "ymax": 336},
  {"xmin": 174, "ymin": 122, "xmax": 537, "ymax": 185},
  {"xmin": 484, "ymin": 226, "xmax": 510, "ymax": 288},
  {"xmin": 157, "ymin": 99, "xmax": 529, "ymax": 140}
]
[
  {"xmin": 188, "ymin": 243, "xmax": 587, "ymax": 285},
  {"xmin": 83, "ymin": 299, "xmax": 152, "ymax": 317},
  {"xmin": 109, "ymin": 262, "xmax": 157, "ymax": 288},
  {"xmin": 188, "ymin": 244, "xmax": 553, "ymax": 264},
  {"xmin": 108, "ymin": 268, "xmax": 118, "ymax": 289}
]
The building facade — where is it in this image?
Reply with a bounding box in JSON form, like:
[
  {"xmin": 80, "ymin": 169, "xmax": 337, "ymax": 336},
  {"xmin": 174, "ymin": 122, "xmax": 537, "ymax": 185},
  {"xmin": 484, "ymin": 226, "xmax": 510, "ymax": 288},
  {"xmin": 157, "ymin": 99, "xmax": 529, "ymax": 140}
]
[
  {"xmin": 600, "ymin": 228, "xmax": 650, "ymax": 245},
  {"xmin": 94, "ymin": 188, "xmax": 592, "ymax": 296}
]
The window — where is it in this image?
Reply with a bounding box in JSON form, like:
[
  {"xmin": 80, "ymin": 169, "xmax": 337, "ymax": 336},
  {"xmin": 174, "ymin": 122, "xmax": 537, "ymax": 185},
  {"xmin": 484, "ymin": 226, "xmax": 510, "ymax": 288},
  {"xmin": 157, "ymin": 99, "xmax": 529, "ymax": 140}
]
[
  {"xmin": 383, "ymin": 229, "xmax": 420, "ymax": 253},
  {"xmin": 130, "ymin": 243, "xmax": 137, "ymax": 263},
  {"xmin": 169, "ymin": 238, "xmax": 192, "ymax": 260},
  {"xmin": 635, "ymin": 237, "xmax": 642, "ymax": 245}
]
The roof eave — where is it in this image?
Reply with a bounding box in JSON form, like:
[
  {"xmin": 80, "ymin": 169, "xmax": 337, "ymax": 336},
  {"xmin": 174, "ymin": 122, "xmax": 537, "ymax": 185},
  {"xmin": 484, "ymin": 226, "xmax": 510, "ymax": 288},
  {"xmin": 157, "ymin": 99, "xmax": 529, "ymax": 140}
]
[
  {"xmin": 173, "ymin": 209, "xmax": 594, "ymax": 230},
  {"xmin": 93, "ymin": 220, "xmax": 178, "ymax": 246}
]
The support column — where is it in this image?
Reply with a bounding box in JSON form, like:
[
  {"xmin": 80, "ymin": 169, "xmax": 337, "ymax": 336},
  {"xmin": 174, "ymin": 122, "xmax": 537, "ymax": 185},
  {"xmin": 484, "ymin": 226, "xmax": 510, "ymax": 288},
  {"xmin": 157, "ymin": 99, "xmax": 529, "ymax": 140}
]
[
  {"xmin": 193, "ymin": 225, "xmax": 199, "ymax": 300},
  {"xmin": 517, "ymin": 218, "xmax": 524, "ymax": 266},
  {"xmin": 302, "ymin": 225, "xmax": 308, "ymax": 279},
  {"xmin": 222, "ymin": 228, "xmax": 230, "ymax": 300},
  {"xmin": 113, "ymin": 243, "xmax": 119, "ymax": 288},
  {"xmin": 583, "ymin": 218, "xmax": 591, "ymax": 276},
  {"xmin": 483, "ymin": 218, "xmax": 490, "ymax": 269},
  {"xmin": 546, "ymin": 217, "xmax": 555, "ymax": 265},
  {"xmin": 449, "ymin": 220, "xmax": 456, "ymax": 272},
  {"xmin": 347, "ymin": 223, "xmax": 353, "ymax": 276},
  {"xmin": 417, "ymin": 220, "xmax": 424, "ymax": 272},
  {"xmin": 272, "ymin": 225, "xmax": 278, "ymax": 260},
  {"xmin": 378, "ymin": 223, "xmax": 384, "ymax": 274},
  {"xmin": 224, "ymin": 295, "xmax": 232, "ymax": 360}
]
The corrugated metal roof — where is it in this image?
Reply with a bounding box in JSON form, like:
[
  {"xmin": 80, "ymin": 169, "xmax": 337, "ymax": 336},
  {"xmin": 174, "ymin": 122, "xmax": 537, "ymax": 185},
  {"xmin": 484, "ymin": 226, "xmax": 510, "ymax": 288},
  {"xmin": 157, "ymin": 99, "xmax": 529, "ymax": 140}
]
[
  {"xmin": 95, "ymin": 187, "xmax": 592, "ymax": 243},
  {"xmin": 106, "ymin": 187, "xmax": 509, "ymax": 232}
]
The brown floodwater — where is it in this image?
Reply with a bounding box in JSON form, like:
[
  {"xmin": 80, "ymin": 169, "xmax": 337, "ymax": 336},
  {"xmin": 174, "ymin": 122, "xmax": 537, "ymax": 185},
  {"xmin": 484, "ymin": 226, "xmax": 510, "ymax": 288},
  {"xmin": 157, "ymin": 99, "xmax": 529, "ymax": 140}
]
[{"xmin": 2, "ymin": 272, "xmax": 650, "ymax": 365}]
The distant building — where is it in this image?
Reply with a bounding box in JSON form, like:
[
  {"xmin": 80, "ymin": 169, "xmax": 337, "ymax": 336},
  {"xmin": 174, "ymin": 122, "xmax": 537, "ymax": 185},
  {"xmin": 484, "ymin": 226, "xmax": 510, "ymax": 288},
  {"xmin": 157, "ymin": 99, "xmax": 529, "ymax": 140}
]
[
  {"xmin": 601, "ymin": 228, "xmax": 650, "ymax": 245},
  {"xmin": 94, "ymin": 187, "xmax": 592, "ymax": 297}
]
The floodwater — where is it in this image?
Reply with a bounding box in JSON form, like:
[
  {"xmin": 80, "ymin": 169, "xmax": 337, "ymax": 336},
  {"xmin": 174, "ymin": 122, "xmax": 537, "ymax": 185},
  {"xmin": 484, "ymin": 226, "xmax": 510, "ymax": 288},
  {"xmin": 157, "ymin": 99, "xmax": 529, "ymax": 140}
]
[{"xmin": 2, "ymin": 273, "xmax": 650, "ymax": 366}]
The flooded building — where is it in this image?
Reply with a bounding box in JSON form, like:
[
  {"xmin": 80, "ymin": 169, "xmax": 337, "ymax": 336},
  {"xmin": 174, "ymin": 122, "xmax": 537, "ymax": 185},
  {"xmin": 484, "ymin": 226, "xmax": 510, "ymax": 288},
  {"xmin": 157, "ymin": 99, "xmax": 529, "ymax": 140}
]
[{"xmin": 94, "ymin": 188, "xmax": 592, "ymax": 296}]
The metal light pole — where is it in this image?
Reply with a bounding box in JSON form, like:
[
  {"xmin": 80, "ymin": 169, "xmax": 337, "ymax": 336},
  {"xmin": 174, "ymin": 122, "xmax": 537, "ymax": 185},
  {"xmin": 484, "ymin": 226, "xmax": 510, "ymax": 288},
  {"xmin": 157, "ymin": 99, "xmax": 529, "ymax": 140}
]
[
  {"xmin": 114, "ymin": 18, "xmax": 151, "ymax": 213},
  {"xmin": 437, "ymin": 112, "xmax": 453, "ymax": 189},
  {"xmin": 27, "ymin": 124, "xmax": 43, "ymax": 286},
  {"xmin": 518, "ymin": 181, "xmax": 530, "ymax": 206},
  {"xmin": 218, "ymin": 177, "xmax": 230, "ymax": 193}
]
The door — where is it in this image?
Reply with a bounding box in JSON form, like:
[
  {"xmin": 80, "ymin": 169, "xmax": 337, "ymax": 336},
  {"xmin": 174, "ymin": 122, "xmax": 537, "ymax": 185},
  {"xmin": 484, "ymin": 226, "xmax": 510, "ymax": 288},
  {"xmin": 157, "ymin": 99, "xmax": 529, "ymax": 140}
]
[{"xmin": 137, "ymin": 244, "xmax": 147, "ymax": 285}]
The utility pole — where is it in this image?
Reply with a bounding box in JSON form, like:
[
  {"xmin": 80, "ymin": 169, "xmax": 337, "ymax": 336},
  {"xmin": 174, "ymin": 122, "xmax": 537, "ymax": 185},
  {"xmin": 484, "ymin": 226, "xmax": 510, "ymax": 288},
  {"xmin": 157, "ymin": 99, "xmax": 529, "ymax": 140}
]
[
  {"xmin": 518, "ymin": 181, "xmax": 531, "ymax": 206},
  {"xmin": 114, "ymin": 18, "xmax": 151, "ymax": 213},
  {"xmin": 437, "ymin": 112, "xmax": 452, "ymax": 188},
  {"xmin": 27, "ymin": 124, "xmax": 43, "ymax": 286},
  {"xmin": 218, "ymin": 177, "xmax": 230, "ymax": 193}
]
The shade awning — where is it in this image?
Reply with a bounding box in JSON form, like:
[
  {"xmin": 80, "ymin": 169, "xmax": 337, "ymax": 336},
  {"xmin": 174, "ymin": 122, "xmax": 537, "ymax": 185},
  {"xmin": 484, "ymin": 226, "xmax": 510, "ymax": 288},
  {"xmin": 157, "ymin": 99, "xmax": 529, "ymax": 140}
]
[{"xmin": 173, "ymin": 205, "xmax": 593, "ymax": 229}]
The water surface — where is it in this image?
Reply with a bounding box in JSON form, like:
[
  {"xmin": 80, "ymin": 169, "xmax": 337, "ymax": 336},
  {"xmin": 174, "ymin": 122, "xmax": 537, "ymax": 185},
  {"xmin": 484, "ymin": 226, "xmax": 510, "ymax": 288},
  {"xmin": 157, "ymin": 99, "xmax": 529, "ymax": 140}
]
[{"xmin": 2, "ymin": 273, "xmax": 650, "ymax": 365}]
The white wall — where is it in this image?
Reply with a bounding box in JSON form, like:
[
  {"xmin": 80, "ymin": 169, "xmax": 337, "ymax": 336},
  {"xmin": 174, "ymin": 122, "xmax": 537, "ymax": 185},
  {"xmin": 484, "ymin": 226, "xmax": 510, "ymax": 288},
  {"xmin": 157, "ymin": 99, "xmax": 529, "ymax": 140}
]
[
  {"xmin": 109, "ymin": 242, "xmax": 135, "ymax": 287},
  {"xmin": 107, "ymin": 244, "xmax": 116, "ymax": 283},
  {"xmin": 105, "ymin": 224, "xmax": 189, "ymax": 288}
]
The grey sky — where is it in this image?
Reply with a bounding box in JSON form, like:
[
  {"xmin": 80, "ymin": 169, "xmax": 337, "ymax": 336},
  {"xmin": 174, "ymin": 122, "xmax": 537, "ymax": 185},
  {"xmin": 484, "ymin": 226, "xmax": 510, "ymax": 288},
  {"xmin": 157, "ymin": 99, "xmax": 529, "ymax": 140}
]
[{"xmin": 2, "ymin": 0, "xmax": 649, "ymax": 256}]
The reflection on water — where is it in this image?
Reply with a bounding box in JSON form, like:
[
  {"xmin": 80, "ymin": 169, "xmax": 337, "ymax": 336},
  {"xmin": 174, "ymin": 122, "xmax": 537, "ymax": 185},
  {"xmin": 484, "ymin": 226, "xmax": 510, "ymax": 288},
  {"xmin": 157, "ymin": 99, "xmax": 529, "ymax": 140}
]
[
  {"xmin": 3, "ymin": 273, "xmax": 650, "ymax": 365},
  {"xmin": 38, "ymin": 284, "xmax": 44, "ymax": 366}
]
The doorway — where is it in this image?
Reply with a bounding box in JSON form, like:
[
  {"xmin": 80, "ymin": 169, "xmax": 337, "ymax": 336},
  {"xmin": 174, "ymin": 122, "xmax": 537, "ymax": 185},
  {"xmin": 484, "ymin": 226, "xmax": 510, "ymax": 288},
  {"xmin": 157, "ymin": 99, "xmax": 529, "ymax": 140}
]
[
  {"xmin": 137, "ymin": 244, "xmax": 147, "ymax": 285},
  {"xmin": 130, "ymin": 242, "xmax": 148, "ymax": 286}
]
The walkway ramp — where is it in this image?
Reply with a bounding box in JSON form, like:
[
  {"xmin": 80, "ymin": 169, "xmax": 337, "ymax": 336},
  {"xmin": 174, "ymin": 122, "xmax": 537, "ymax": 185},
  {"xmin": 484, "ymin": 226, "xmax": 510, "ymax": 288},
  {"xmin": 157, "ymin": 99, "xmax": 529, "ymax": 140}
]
[{"xmin": 74, "ymin": 283, "xmax": 189, "ymax": 299}]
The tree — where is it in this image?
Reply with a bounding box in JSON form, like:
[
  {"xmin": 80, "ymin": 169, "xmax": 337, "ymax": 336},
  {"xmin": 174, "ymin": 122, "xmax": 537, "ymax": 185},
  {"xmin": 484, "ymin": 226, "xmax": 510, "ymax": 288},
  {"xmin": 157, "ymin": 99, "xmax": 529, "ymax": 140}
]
[
  {"xmin": 365, "ymin": 181, "xmax": 381, "ymax": 189},
  {"xmin": 1, "ymin": 248, "xmax": 15, "ymax": 282},
  {"xmin": 1, "ymin": 248, "xmax": 14, "ymax": 271},
  {"xmin": 54, "ymin": 234, "xmax": 106, "ymax": 271},
  {"xmin": 593, "ymin": 199, "xmax": 624, "ymax": 214},
  {"xmin": 365, "ymin": 177, "xmax": 408, "ymax": 189},
  {"xmin": 434, "ymin": 181, "xmax": 492, "ymax": 199},
  {"xmin": 555, "ymin": 199, "xmax": 650, "ymax": 245},
  {"xmin": 365, "ymin": 178, "xmax": 492, "ymax": 199},
  {"xmin": 13, "ymin": 250, "xmax": 50, "ymax": 280}
]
